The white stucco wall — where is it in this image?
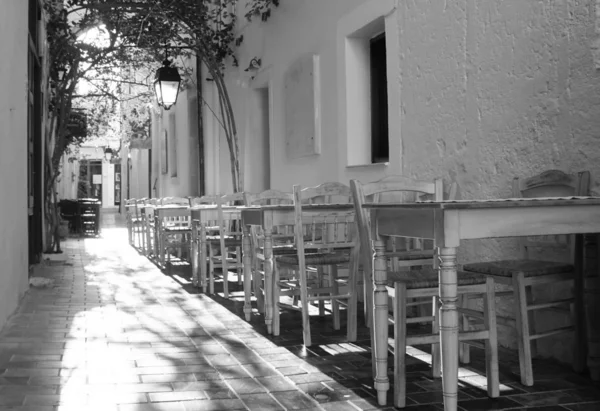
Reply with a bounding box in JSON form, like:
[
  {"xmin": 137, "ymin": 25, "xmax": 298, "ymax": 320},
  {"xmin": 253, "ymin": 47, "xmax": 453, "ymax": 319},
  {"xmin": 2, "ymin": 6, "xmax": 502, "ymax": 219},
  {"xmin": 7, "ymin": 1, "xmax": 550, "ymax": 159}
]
[
  {"xmin": 225, "ymin": 0, "xmax": 600, "ymax": 362},
  {"xmin": 145, "ymin": 0, "xmax": 600, "ymax": 363},
  {"xmin": 0, "ymin": 0, "xmax": 30, "ymax": 328},
  {"xmin": 151, "ymin": 86, "xmax": 207, "ymax": 198}
]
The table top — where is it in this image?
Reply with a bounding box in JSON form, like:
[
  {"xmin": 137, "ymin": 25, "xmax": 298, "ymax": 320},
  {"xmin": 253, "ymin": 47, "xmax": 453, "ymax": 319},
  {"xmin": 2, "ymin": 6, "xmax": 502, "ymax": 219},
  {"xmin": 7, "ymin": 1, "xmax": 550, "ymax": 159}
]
[
  {"xmin": 241, "ymin": 203, "xmax": 354, "ymax": 211},
  {"xmin": 364, "ymin": 196, "xmax": 600, "ymax": 210}
]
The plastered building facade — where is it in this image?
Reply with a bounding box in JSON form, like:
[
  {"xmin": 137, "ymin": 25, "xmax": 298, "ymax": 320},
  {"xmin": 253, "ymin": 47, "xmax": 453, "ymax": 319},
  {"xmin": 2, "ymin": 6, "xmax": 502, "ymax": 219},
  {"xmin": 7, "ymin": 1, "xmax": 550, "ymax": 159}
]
[
  {"xmin": 0, "ymin": 1, "xmax": 42, "ymax": 329},
  {"xmin": 134, "ymin": 0, "xmax": 600, "ymax": 362}
]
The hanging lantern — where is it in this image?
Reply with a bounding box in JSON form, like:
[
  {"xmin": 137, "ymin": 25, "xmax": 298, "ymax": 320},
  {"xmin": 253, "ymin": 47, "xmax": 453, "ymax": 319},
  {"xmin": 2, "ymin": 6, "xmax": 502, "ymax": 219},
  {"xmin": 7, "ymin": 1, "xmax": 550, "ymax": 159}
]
[{"xmin": 153, "ymin": 58, "xmax": 181, "ymax": 110}]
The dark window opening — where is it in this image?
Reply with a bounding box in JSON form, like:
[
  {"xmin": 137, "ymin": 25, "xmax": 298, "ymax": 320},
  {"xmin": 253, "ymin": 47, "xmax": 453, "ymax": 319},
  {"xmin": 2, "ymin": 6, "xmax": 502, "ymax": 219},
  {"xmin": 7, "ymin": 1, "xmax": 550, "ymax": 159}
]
[{"xmin": 370, "ymin": 33, "xmax": 389, "ymax": 163}]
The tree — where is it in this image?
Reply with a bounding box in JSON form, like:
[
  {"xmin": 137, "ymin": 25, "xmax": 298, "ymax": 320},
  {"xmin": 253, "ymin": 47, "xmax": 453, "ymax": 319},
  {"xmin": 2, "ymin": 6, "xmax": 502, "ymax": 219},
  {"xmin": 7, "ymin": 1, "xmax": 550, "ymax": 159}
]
[{"xmin": 43, "ymin": 0, "xmax": 278, "ymax": 252}]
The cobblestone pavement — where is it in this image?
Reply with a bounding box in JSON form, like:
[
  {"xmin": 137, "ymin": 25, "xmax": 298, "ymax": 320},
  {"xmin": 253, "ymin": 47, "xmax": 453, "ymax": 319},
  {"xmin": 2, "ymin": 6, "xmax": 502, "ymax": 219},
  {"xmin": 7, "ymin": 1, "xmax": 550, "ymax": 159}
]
[{"xmin": 0, "ymin": 209, "xmax": 599, "ymax": 410}]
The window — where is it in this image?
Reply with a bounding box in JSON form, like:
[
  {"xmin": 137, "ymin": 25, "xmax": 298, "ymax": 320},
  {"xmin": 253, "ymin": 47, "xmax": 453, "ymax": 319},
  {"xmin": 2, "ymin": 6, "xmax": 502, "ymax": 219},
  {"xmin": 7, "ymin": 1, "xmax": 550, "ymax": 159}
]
[
  {"xmin": 370, "ymin": 33, "xmax": 389, "ymax": 163},
  {"xmin": 338, "ymin": 0, "xmax": 398, "ymax": 167}
]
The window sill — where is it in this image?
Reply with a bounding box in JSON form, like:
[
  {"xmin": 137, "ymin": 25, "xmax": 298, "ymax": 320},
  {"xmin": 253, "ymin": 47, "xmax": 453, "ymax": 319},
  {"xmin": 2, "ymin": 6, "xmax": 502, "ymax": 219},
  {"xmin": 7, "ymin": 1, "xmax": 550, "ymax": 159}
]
[{"xmin": 346, "ymin": 162, "xmax": 389, "ymax": 169}]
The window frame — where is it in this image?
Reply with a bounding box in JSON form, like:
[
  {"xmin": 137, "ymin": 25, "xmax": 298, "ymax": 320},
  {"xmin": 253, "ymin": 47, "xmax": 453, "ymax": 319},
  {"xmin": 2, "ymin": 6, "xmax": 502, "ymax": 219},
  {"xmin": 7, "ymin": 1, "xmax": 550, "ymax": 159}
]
[{"xmin": 337, "ymin": 0, "xmax": 399, "ymax": 169}]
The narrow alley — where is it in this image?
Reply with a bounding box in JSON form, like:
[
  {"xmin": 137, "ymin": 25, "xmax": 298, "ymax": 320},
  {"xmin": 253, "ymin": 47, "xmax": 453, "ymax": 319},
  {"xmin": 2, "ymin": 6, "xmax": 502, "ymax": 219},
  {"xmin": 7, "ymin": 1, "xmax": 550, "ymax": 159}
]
[{"xmin": 0, "ymin": 210, "xmax": 597, "ymax": 410}]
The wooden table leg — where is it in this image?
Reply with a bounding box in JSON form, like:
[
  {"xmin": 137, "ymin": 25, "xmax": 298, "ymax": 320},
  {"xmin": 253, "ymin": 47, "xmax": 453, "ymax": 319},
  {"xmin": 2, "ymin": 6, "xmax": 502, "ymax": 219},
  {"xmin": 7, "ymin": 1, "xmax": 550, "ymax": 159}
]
[
  {"xmin": 191, "ymin": 223, "xmax": 199, "ymax": 287},
  {"xmin": 373, "ymin": 238, "xmax": 390, "ymax": 406},
  {"xmin": 200, "ymin": 224, "xmax": 208, "ymax": 293},
  {"xmin": 264, "ymin": 228, "xmax": 274, "ymax": 334},
  {"xmin": 242, "ymin": 223, "xmax": 253, "ymax": 321},
  {"xmin": 438, "ymin": 247, "xmax": 459, "ymax": 411}
]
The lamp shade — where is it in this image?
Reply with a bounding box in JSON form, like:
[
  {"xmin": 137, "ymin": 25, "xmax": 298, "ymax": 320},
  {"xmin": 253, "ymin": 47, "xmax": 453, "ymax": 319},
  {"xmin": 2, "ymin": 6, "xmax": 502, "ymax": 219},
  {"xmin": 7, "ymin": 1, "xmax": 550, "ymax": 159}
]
[
  {"xmin": 153, "ymin": 59, "xmax": 181, "ymax": 110},
  {"xmin": 104, "ymin": 147, "xmax": 113, "ymax": 161}
]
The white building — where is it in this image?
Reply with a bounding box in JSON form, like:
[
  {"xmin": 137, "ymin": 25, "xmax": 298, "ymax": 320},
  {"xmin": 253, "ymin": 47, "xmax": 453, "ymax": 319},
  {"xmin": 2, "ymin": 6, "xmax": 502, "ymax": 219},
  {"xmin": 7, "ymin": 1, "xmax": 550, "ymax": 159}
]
[
  {"xmin": 0, "ymin": 0, "xmax": 47, "ymax": 328},
  {"xmin": 129, "ymin": 0, "xmax": 600, "ymax": 363}
]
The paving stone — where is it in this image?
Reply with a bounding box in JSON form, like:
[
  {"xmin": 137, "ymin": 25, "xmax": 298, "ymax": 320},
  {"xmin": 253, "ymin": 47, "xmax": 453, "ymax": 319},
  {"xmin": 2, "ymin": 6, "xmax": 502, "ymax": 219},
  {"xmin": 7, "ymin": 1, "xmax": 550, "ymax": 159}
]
[
  {"xmin": 1, "ymin": 213, "xmax": 598, "ymax": 411},
  {"xmin": 239, "ymin": 393, "xmax": 285, "ymax": 410}
]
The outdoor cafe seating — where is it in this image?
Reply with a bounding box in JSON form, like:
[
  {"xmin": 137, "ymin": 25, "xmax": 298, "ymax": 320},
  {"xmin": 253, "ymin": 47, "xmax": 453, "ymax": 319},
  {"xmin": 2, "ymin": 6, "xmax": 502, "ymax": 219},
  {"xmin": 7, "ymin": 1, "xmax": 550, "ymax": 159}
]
[{"xmin": 124, "ymin": 168, "xmax": 600, "ymax": 411}]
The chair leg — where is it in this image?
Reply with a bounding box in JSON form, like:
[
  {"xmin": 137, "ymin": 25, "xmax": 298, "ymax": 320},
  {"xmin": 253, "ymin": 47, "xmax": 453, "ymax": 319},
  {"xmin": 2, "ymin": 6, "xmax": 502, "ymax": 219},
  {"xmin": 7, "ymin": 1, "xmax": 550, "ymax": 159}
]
[
  {"xmin": 364, "ymin": 267, "xmax": 374, "ymax": 328},
  {"xmin": 317, "ymin": 267, "xmax": 325, "ymax": 316},
  {"xmin": 513, "ymin": 272, "xmax": 534, "ymax": 386},
  {"xmin": 483, "ymin": 277, "xmax": 500, "ymax": 398},
  {"xmin": 346, "ymin": 246, "xmax": 359, "ymax": 342},
  {"xmin": 330, "ymin": 265, "xmax": 341, "ymax": 330},
  {"xmin": 167, "ymin": 246, "xmax": 172, "ymax": 275},
  {"xmin": 300, "ymin": 264, "xmax": 312, "ymax": 347},
  {"xmin": 573, "ymin": 233, "xmax": 587, "ymax": 373},
  {"xmin": 394, "ymin": 283, "xmax": 408, "ymax": 408},
  {"xmin": 272, "ymin": 262, "xmax": 281, "ymax": 336},
  {"xmin": 525, "ymin": 286, "xmax": 537, "ymax": 358},
  {"xmin": 253, "ymin": 257, "xmax": 265, "ymax": 313},
  {"xmin": 431, "ymin": 296, "xmax": 441, "ymax": 379},
  {"xmin": 237, "ymin": 246, "xmax": 243, "ymax": 285},
  {"xmin": 209, "ymin": 245, "xmax": 215, "ymax": 295},
  {"xmin": 222, "ymin": 246, "xmax": 230, "ymax": 299},
  {"xmin": 459, "ymin": 294, "xmax": 471, "ymax": 364}
]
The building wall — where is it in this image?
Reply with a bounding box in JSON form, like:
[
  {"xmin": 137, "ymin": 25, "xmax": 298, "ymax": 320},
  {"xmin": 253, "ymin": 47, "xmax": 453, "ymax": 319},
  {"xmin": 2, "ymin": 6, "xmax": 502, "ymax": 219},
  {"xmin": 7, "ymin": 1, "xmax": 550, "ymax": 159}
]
[
  {"xmin": 223, "ymin": 0, "xmax": 600, "ymax": 361},
  {"xmin": 146, "ymin": 0, "xmax": 600, "ymax": 362},
  {"xmin": 150, "ymin": 87, "xmax": 205, "ymax": 198},
  {"xmin": 0, "ymin": 0, "xmax": 30, "ymax": 328}
]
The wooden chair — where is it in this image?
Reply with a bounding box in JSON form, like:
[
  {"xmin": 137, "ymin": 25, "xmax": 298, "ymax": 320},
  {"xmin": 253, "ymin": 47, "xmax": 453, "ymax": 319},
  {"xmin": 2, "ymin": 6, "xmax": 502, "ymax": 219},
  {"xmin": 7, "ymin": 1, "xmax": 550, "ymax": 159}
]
[
  {"xmin": 273, "ymin": 182, "xmax": 359, "ymax": 347},
  {"xmin": 141, "ymin": 198, "xmax": 159, "ymax": 257},
  {"xmin": 156, "ymin": 198, "xmax": 192, "ymax": 272},
  {"xmin": 245, "ymin": 189, "xmax": 294, "ymax": 314},
  {"xmin": 190, "ymin": 194, "xmax": 219, "ymax": 291},
  {"xmin": 350, "ymin": 176, "xmax": 499, "ymax": 408},
  {"xmin": 124, "ymin": 198, "xmax": 137, "ymax": 247},
  {"xmin": 207, "ymin": 192, "xmax": 246, "ymax": 298},
  {"xmin": 462, "ymin": 169, "xmax": 590, "ymax": 386},
  {"xmin": 161, "ymin": 196, "xmax": 191, "ymax": 207}
]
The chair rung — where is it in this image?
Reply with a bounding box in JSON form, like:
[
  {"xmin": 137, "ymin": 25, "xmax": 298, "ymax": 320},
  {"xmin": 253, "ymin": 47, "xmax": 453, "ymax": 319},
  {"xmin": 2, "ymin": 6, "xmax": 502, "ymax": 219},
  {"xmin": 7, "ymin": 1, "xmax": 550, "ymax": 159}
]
[
  {"xmin": 405, "ymin": 330, "xmax": 489, "ymax": 346},
  {"xmin": 406, "ymin": 316, "xmax": 434, "ymax": 324},
  {"xmin": 528, "ymin": 298, "xmax": 574, "ymax": 311},
  {"xmin": 458, "ymin": 330, "xmax": 490, "ymax": 342},
  {"xmin": 466, "ymin": 290, "xmax": 512, "ymax": 299},
  {"xmin": 461, "ymin": 340, "xmax": 485, "ymax": 350},
  {"xmin": 457, "ymin": 307, "xmax": 485, "ymax": 319},
  {"xmin": 530, "ymin": 325, "xmax": 574, "ymax": 341},
  {"xmin": 308, "ymin": 293, "xmax": 350, "ymax": 302},
  {"xmin": 277, "ymin": 302, "xmax": 302, "ymax": 311}
]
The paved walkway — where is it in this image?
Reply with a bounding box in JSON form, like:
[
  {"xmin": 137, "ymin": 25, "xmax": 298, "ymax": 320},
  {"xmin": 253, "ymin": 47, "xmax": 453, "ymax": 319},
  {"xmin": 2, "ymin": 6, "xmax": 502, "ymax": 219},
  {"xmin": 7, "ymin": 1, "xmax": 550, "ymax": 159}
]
[{"xmin": 0, "ymin": 210, "xmax": 599, "ymax": 410}]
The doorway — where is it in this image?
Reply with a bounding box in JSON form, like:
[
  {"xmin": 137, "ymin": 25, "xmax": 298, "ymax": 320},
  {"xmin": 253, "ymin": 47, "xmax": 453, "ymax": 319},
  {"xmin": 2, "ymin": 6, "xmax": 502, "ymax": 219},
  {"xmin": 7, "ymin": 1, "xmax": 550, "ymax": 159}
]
[
  {"xmin": 78, "ymin": 160, "xmax": 103, "ymax": 202},
  {"xmin": 246, "ymin": 87, "xmax": 271, "ymax": 192}
]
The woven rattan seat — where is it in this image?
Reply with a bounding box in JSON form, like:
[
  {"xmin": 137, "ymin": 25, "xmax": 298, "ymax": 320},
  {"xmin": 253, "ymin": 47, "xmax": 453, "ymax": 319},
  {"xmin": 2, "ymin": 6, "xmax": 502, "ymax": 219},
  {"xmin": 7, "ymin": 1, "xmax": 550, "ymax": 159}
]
[
  {"xmin": 205, "ymin": 235, "xmax": 241, "ymax": 247},
  {"xmin": 386, "ymin": 269, "xmax": 486, "ymax": 289},
  {"xmin": 164, "ymin": 226, "xmax": 192, "ymax": 232},
  {"xmin": 463, "ymin": 260, "xmax": 574, "ymax": 278},
  {"xmin": 276, "ymin": 252, "xmax": 351, "ymax": 266}
]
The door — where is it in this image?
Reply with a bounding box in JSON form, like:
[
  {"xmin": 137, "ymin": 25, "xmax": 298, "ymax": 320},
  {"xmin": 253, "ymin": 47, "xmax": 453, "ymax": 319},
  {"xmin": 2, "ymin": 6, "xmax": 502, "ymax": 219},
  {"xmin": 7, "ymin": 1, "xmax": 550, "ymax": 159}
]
[{"xmin": 246, "ymin": 87, "xmax": 271, "ymax": 192}]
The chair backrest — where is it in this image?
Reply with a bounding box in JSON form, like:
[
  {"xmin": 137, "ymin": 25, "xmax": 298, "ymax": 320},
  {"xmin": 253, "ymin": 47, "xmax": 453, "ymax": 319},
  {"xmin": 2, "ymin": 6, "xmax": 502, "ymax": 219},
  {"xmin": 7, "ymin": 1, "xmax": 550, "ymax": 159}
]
[
  {"xmin": 246, "ymin": 189, "xmax": 293, "ymax": 206},
  {"xmin": 292, "ymin": 182, "xmax": 356, "ymax": 251},
  {"xmin": 161, "ymin": 196, "xmax": 191, "ymax": 206},
  {"xmin": 350, "ymin": 176, "xmax": 444, "ymax": 274},
  {"xmin": 513, "ymin": 169, "xmax": 590, "ymax": 198},
  {"xmin": 513, "ymin": 170, "xmax": 590, "ymax": 258},
  {"xmin": 300, "ymin": 181, "xmax": 353, "ymax": 205},
  {"xmin": 190, "ymin": 195, "xmax": 219, "ymax": 206}
]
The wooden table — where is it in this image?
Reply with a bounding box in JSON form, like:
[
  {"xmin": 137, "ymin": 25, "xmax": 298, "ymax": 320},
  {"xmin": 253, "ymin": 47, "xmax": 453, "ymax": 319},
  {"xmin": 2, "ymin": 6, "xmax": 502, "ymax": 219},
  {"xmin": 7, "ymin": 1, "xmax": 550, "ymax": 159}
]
[
  {"xmin": 365, "ymin": 197, "xmax": 600, "ymax": 411},
  {"xmin": 240, "ymin": 204, "xmax": 355, "ymax": 328},
  {"xmin": 190, "ymin": 205, "xmax": 240, "ymax": 294}
]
